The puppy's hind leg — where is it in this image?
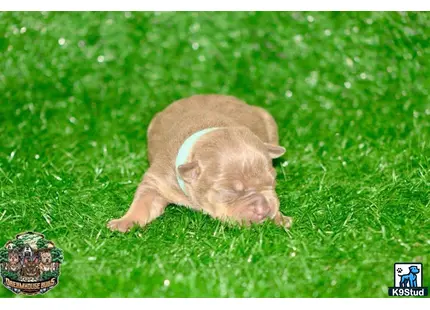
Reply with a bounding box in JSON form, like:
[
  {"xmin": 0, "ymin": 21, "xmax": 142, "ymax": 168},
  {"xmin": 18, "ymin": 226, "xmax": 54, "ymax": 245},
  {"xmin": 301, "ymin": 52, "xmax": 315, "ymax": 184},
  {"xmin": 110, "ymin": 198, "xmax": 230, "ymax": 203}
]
[
  {"xmin": 253, "ymin": 106, "xmax": 280, "ymax": 145},
  {"xmin": 107, "ymin": 168, "xmax": 168, "ymax": 233}
]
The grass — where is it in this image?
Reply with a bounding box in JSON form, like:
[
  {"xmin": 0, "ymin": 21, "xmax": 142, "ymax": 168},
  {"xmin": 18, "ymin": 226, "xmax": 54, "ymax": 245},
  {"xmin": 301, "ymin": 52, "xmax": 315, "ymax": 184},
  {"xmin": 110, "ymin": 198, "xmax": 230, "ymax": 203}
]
[{"xmin": 0, "ymin": 12, "xmax": 429, "ymax": 298}]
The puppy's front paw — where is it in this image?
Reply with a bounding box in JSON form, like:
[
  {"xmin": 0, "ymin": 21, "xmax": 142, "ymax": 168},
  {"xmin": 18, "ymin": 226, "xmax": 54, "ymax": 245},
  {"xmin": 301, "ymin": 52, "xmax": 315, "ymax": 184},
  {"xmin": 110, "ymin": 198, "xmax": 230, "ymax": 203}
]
[
  {"xmin": 107, "ymin": 217, "xmax": 135, "ymax": 233},
  {"xmin": 273, "ymin": 213, "xmax": 293, "ymax": 229}
]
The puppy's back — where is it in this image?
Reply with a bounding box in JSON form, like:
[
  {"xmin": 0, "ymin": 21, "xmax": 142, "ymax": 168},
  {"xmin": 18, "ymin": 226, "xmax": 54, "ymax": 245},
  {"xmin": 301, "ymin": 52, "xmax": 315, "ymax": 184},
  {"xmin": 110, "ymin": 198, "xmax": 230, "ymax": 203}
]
[{"xmin": 147, "ymin": 95, "xmax": 279, "ymax": 163}]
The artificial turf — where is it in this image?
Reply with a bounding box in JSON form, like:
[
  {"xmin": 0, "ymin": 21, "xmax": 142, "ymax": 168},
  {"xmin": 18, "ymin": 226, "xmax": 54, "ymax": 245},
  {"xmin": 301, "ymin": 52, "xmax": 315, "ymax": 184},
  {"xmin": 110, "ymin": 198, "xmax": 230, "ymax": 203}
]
[{"xmin": 0, "ymin": 12, "xmax": 429, "ymax": 298}]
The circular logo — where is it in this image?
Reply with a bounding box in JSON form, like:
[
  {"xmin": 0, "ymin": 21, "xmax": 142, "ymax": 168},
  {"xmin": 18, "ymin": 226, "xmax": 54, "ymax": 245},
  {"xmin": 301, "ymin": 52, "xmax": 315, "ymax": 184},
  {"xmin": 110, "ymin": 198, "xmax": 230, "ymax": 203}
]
[{"xmin": 0, "ymin": 232, "xmax": 63, "ymax": 295}]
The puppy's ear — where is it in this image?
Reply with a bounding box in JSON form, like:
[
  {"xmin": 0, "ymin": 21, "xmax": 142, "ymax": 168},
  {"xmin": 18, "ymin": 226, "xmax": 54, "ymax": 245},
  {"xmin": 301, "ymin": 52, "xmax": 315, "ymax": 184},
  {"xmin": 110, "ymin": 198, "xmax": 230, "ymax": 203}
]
[
  {"xmin": 264, "ymin": 143, "xmax": 286, "ymax": 159},
  {"xmin": 177, "ymin": 161, "xmax": 201, "ymax": 183}
]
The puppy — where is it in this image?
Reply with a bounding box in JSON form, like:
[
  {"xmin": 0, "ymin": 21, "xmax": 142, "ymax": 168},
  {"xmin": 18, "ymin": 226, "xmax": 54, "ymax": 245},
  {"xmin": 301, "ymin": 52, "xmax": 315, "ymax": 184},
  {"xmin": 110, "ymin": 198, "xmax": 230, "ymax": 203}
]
[{"xmin": 108, "ymin": 95, "xmax": 292, "ymax": 232}]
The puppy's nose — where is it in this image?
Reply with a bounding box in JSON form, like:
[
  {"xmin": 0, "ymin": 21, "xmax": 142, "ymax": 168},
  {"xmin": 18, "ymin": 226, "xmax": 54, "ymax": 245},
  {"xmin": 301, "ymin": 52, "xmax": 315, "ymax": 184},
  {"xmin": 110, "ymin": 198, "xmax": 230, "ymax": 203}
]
[{"xmin": 251, "ymin": 194, "xmax": 270, "ymax": 217}]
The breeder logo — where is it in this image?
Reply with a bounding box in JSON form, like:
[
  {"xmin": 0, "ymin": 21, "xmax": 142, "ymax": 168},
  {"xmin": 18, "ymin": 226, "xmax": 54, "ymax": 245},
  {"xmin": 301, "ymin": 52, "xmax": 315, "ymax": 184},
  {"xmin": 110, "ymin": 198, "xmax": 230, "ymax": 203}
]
[
  {"xmin": 388, "ymin": 263, "xmax": 428, "ymax": 297},
  {"xmin": 0, "ymin": 232, "xmax": 64, "ymax": 295}
]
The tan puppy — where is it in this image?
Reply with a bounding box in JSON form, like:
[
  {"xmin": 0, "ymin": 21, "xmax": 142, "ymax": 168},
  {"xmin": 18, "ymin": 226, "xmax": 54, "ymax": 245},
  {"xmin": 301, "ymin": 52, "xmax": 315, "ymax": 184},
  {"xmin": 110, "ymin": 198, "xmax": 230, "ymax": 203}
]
[{"xmin": 108, "ymin": 95, "xmax": 292, "ymax": 232}]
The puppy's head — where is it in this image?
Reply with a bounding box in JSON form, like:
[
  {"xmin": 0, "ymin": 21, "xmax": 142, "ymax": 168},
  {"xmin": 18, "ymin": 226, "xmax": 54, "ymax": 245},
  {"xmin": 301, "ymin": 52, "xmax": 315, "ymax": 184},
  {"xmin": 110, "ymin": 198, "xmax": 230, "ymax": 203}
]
[{"xmin": 178, "ymin": 127, "xmax": 285, "ymax": 223}]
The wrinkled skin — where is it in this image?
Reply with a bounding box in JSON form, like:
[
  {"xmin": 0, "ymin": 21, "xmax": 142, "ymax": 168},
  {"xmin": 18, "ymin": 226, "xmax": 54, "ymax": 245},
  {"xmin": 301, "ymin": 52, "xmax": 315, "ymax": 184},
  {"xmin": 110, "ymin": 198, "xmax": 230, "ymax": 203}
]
[{"xmin": 180, "ymin": 127, "xmax": 284, "ymax": 225}]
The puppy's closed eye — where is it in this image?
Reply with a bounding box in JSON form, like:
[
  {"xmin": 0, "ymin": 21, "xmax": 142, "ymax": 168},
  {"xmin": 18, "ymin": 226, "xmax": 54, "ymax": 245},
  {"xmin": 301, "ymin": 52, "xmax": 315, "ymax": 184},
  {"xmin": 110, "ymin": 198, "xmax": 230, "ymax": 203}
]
[
  {"xmin": 212, "ymin": 188, "xmax": 240, "ymax": 203},
  {"xmin": 232, "ymin": 180, "xmax": 244, "ymax": 192},
  {"xmin": 211, "ymin": 180, "xmax": 244, "ymax": 203}
]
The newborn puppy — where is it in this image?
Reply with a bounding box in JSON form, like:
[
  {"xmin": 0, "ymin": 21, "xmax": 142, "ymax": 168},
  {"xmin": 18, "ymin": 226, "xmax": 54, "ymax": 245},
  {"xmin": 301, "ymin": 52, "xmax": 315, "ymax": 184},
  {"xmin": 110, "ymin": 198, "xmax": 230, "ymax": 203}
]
[{"xmin": 108, "ymin": 95, "xmax": 292, "ymax": 232}]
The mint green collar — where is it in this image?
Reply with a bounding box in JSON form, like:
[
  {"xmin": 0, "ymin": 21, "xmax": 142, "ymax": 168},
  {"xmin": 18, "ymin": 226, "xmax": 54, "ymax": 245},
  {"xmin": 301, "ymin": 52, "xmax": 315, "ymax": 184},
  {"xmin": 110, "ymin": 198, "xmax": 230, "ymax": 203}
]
[{"xmin": 175, "ymin": 128, "xmax": 219, "ymax": 195}]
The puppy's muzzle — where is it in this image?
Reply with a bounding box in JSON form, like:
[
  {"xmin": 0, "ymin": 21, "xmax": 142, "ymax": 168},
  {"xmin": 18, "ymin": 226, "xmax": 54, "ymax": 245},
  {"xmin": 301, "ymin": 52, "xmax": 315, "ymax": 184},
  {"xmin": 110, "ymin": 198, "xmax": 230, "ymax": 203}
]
[{"xmin": 247, "ymin": 193, "xmax": 271, "ymax": 221}]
